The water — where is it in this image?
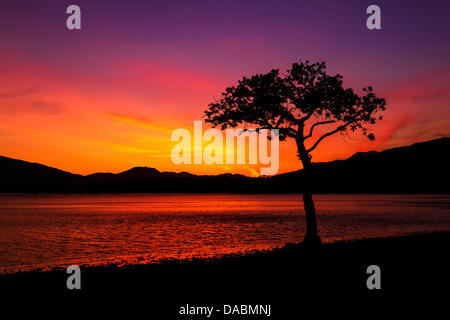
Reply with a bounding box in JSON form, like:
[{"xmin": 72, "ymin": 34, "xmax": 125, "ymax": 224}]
[{"xmin": 0, "ymin": 193, "xmax": 449, "ymax": 274}]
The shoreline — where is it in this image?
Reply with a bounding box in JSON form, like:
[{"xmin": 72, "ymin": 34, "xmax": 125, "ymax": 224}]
[
  {"xmin": 1, "ymin": 230, "xmax": 449, "ymax": 276},
  {"xmin": 2, "ymin": 192, "xmax": 450, "ymax": 195},
  {"xmin": 1, "ymin": 231, "xmax": 449, "ymax": 301}
]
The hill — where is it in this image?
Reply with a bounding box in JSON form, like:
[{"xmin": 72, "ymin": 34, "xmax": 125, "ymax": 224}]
[
  {"xmin": 0, "ymin": 138, "xmax": 449, "ymax": 193},
  {"xmin": 0, "ymin": 156, "xmax": 84, "ymax": 192},
  {"xmin": 273, "ymin": 137, "xmax": 450, "ymax": 193}
]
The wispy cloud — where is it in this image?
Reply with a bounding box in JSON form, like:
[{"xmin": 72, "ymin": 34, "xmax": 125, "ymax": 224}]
[
  {"xmin": 386, "ymin": 62, "xmax": 450, "ymax": 104},
  {"xmin": 247, "ymin": 168, "xmax": 260, "ymax": 177},
  {"xmin": 0, "ymin": 99, "xmax": 62, "ymax": 114},
  {"xmin": 0, "ymin": 87, "xmax": 38, "ymax": 99},
  {"xmin": 105, "ymin": 113, "xmax": 174, "ymax": 134}
]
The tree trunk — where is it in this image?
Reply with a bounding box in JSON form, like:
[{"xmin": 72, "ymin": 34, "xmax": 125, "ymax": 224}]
[{"xmin": 297, "ymin": 139, "xmax": 322, "ymax": 247}]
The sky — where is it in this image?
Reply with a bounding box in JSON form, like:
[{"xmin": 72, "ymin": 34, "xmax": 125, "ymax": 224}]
[{"xmin": 0, "ymin": 0, "xmax": 449, "ymax": 176}]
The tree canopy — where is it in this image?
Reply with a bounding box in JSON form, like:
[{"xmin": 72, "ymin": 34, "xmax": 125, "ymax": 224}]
[{"xmin": 204, "ymin": 61, "xmax": 386, "ymax": 154}]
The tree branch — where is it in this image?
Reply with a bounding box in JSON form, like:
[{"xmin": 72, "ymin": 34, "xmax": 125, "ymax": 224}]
[
  {"xmin": 287, "ymin": 127, "xmax": 299, "ymax": 137},
  {"xmin": 261, "ymin": 118, "xmax": 298, "ymax": 138},
  {"xmin": 275, "ymin": 115, "xmax": 284, "ymax": 128},
  {"xmin": 306, "ymin": 119, "xmax": 360, "ymax": 153},
  {"xmin": 304, "ymin": 120, "xmax": 336, "ymax": 140},
  {"xmin": 299, "ymin": 110, "xmax": 315, "ymax": 123}
]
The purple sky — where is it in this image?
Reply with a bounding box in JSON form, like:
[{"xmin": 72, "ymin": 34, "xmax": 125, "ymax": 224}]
[{"xmin": 0, "ymin": 0, "xmax": 449, "ymax": 175}]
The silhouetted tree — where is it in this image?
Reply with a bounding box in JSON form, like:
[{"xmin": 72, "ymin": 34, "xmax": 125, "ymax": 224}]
[{"xmin": 204, "ymin": 61, "xmax": 386, "ymax": 246}]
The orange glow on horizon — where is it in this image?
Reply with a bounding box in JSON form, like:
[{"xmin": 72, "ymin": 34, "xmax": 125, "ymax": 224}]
[{"xmin": 1, "ymin": 54, "xmax": 449, "ymax": 176}]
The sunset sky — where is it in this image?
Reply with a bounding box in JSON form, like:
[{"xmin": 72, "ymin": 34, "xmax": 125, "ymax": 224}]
[{"xmin": 0, "ymin": 0, "xmax": 449, "ymax": 176}]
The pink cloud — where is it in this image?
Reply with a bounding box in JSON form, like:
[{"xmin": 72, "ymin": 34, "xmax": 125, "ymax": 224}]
[
  {"xmin": 386, "ymin": 62, "xmax": 450, "ymax": 104},
  {"xmin": 126, "ymin": 61, "xmax": 218, "ymax": 91}
]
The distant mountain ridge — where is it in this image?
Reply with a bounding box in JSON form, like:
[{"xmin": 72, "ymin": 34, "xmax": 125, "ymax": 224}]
[
  {"xmin": 86, "ymin": 166, "xmax": 245, "ymax": 182},
  {"xmin": 0, "ymin": 155, "xmax": 84, "ymax": 192},
  {"xmin": 1, "ymin": 137, "xmax": 449, "ymax": 193}
]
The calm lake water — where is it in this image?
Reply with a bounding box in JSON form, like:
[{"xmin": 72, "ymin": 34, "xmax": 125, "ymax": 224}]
[{"xmin": 0, "ymin": 193, "xmax": 449, "ymax": 273}]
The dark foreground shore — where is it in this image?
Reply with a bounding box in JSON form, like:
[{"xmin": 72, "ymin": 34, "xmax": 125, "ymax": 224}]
[{"xmin": 1, "ymin": 232, "xmax": 449, "ymax": 315}]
